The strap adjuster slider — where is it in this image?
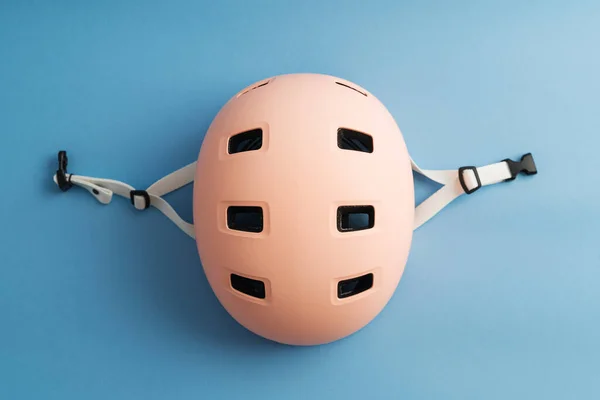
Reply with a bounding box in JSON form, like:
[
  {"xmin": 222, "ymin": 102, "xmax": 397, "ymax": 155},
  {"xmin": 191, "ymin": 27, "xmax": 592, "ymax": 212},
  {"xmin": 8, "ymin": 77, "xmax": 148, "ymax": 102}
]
[
  {"xmin": 130, "ymin": 190, "xmax": 150, "ymax": 210},
  {"xmin": 458, "ymin": 166, "xmax": 481, "ymax": 195}
]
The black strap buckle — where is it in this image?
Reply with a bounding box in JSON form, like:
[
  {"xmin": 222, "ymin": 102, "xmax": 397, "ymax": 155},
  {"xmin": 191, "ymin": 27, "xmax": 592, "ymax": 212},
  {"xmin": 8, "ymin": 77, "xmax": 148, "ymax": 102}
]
[
  {"xmin": 503, "ymin": 153, "xmax": 537, "ymax": 181},
  {"xmin": 56, "ymin": 150, "xmax": 73, "ymax": 192},
  {"xmin": 458, "ymin": 166, "xmax": 482, "ymax": 195},
  {"xmin": 130, "ymin": 190, "xmax": 150, "ymax": 210}
]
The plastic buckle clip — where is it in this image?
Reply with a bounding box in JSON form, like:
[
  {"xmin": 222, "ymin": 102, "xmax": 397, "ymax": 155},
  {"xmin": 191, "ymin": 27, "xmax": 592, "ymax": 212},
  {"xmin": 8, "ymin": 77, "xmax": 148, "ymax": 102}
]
[
  {"xmin": 503, "ymin": 153, "xmax": 537, "ymax": 182},
  {"xmin": 458, "ymin": 166, "xmax": 481, "ymax": 195},
  {"xmin": 130, "ymin": 190, "xmax": 150, "ymax": 210},
  {"xmin": 56, "ymin": 150, "xmax": 73, "ymax": 192}
]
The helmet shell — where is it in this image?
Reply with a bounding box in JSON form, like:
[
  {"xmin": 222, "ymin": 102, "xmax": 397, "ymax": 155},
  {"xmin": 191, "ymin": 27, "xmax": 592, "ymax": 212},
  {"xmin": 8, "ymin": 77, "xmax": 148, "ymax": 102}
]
[{"xmin": 193, "ymin": 73, "xmax": 414, "ymax": 345}]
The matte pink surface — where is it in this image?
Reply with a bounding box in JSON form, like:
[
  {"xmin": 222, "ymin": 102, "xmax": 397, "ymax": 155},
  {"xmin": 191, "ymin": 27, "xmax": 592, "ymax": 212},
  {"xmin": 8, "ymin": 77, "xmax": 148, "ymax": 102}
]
[{"xmin": 193, "ymin": 73, "xmax": 415, "ymax": 345}]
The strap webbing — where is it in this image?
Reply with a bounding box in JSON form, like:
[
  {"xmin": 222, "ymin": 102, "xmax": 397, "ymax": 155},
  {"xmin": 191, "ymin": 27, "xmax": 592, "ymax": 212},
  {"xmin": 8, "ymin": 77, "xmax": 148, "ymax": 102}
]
[
  {"xmin": 411, "ymin": 157, "xmax": 519, "ymax": 230},
  {"xmin": 53, "ymin": 160, "xmax": 197, "ymax": 239},
  {"xmin": 52, "ymin": 151, "xmax": 536, "ymax": 238}
]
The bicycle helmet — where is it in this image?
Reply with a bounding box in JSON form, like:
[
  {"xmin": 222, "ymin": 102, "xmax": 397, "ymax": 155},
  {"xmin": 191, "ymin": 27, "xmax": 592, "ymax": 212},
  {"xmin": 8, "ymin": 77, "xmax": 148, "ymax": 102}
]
[{"xmin": 52, "ymin": 73, "xmax": 537, "ymax": 346}]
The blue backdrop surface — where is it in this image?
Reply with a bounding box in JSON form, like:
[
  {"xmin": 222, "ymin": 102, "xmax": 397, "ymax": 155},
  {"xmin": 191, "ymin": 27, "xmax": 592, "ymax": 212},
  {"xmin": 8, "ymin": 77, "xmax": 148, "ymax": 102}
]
[{"xmin": 1, "ymin": 1, "xmax": 599, "ymax": 399}]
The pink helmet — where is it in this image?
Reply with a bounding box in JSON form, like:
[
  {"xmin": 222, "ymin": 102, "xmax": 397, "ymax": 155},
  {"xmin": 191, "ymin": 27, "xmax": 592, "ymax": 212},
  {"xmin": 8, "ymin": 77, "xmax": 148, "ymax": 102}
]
[
  {"xmin": 194, "ymin": 73, "xmax": 414, "ymax": 345},
  {"xmin": 52, "ymin": 73, "xmax": 537, "ymax": 346}
]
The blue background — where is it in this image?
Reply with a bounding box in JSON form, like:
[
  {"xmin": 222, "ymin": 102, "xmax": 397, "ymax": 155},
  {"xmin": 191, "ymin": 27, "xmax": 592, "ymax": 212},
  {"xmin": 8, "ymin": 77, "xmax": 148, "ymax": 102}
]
[{"xmin": 1, "ymin": 1, "xmax": 599, "ymax": 399}]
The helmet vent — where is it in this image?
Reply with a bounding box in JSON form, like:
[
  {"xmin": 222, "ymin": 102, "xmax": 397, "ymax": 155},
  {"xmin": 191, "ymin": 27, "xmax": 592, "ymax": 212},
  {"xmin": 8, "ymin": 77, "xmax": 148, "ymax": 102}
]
[
  {"xmin": 231, "ymin": 274, "xmax": 266, "ymax": 299},
  {"xmin": 335, "ymin": 81, "xmax": 367, "ymax": 97},
  {"xmin": 337, "ymin": 273, "xmax": 373, "ymax": 299},
  {"xmin": 228, "ymin": 128, "xmax": 263, "ymax": 154},
  {"xmin": 238, "ymin": 80, "xmax": 271, "ymax": 97},
  {"xmin": 337, "ymin": 128, "xmax": 373, "ymax": 153},
  {"xmin": 227, "ymin": 206, "xmax": 264, "ymax": 232},
  {"xmin": 337, "ymin": 205, "xmax": 375, "ymax": 232}
]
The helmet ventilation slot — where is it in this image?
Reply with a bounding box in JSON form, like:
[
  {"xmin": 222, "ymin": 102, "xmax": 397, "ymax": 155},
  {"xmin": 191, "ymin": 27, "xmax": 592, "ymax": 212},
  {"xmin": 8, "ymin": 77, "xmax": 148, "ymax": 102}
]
[
  {"xmin": 337, "ymin": 128, "xmax": 373, "ymax": 153},
  {"xmin": 337, "ymin": 205, "xmax": 374, "ymax": 232},
  {"xmin": 228, "ymin": 128, "xmax": 263, "ymax": 154},
  {"xmin": 337, "ymin": 273, "xmax": 374, "ymax": 299},
  {"xmin": 231, "ymin": 274, "xmax": 266, "ymax": 299},
  {"xmin": 227, "ymin": 206, "xmax": 264, "ymax": 232},
  {"xmin": 335, "ymin": 81, "xmax": 367, "ymax": 97},
  {"xmin": 238, "ymin": 79, "xmax": 271, "ymax": 97}
]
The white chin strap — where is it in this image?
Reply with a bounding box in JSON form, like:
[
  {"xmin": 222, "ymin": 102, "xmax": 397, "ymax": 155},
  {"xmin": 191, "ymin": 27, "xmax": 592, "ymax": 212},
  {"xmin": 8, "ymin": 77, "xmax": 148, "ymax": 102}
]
[
  {"xmin": 53, "ymin": 151, "xmax": 197, "ymax": 239},
  {"xmin": 52, "ymin": 150, "xmax": 537, "ymax": 238},
  {"xmin": 410, "ymin": 152, "xmax": 537, "ymax": 230}
]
